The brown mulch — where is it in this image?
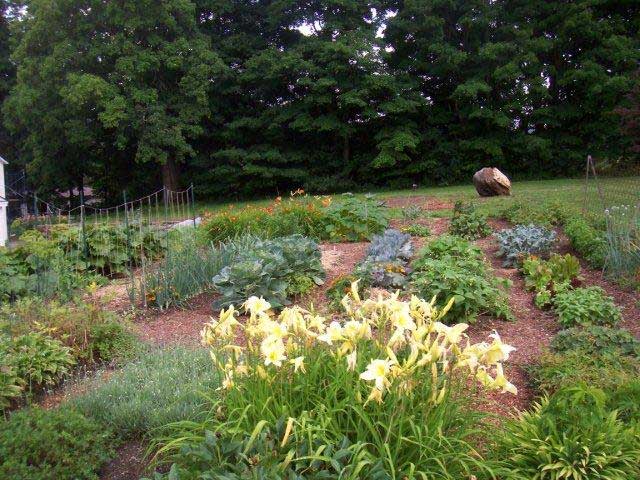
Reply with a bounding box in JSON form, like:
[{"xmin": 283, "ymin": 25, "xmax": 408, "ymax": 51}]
[
  {"xmin": 382, "ymin": 195, "xmax": 454, "ymax": 211},
  {"xmin": 467, "ymin": 219, "xmax": 559, "ymax": 416},
  {"xmin": 100, "ymin": 440, "xmax": 148, "ymax": 480},
  {"xmin": 133, "ymin": 291, "xmax": 215, "ymax": 346}
]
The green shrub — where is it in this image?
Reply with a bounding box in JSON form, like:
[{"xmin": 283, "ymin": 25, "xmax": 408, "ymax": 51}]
[
  {"xmin": 0, "ymin": 330, "xmax": 74, "ymax": 405},
  {"xmin": 553, "ymin": 286, "xmax": 622, "ymax": 328},
  {"xmin": 564, "ymin": 216, "xmax": 607, "ymax": 269},
  {"xmin": 212, "ymin": 234, "xmax": 325, "ymax": 308},
  {"xmin": 496, "ymin": 385, "xmax": 640, "ymax": 480},
  {"xmin": 1, "ymin": 296, "xmax": 137, "ymax": 365},
  {"xmin": 71, "ymin": 346, "xmax": 218, "ymax": 440},
  {"xmin": 496, "ymin": 224, "xmax": 557, "ymax": 267},
  {"xmin": 551, "ymin": 325, "xmax": 640, "ymax": 357},
  {"xmin": 531, "ymin": 349, "xmax": 640, "ymax": 394},
  {"xmin": 323, "ymin": 193, "xmax": 388, "ymax": 241},
  {"xmin": 500, "ymin": 200, "xmax": 571, "ymax": 227},
  {"xmin": 401, "ymin": 223, "xmax": 431, "ymax": 237},
  {"xmin": 449, "ymin": 201, "xmax": 491, "ymax": 240},
  {"xmin": 410, "ymin": 236, "xmax": 512, "ymax": 322},
  {"xmin": 0, "ymin": 407, "xmax": 114, "ymax": 479}
]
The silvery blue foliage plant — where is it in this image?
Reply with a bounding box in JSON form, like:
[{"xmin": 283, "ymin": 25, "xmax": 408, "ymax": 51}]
[
  {"xmin": 496, "ymin": 224, "xmax": 556, "ymax": 267},
  {"xmin": 356, "ymin": 229, "xmax": 413, "ymax": 289}
]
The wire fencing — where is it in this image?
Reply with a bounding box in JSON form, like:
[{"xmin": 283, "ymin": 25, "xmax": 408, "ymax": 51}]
[
  {"xmin": 3, "ymin": 186, "xmax": 197, "ymax": 307},
  {"xmin": 583, "ymin": 156, "xmax": 639, "ymax": 283}
]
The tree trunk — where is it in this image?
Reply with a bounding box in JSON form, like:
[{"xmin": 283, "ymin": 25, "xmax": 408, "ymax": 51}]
[
  {"xmin": 343, "ymin": 135, "xmax": 350, "ymax": 165},
  {"xmin": 161, "ymin": 158, "xmax": 179, "ymax": 192}
]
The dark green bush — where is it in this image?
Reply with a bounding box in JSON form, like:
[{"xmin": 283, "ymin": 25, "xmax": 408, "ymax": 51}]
[
  {"xmin": 551, "ymin": 325, "xmax": 640, "ymax": 357},
  {"xmin": 496, "ymin": 385, "xmax": 640, "ymax": 480},
  {"xmin": 564, "ymin": 216, "xmax": 607, "ymax": 269},
  {"xmin": 0, "ymin": 407, "xmax": 114, "ymax": 479},
  {"xmin": 553, "ymin": 286, "xmax": 622, "ymax": 328}
]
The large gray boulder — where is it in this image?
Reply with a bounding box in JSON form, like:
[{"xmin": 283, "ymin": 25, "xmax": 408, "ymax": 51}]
[{"xmin": 473, "ymin": 167, "xmax": 511, "ymax": 196}]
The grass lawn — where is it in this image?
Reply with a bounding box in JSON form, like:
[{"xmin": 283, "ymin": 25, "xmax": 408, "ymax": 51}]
[{"xmin": 196, "ymin": 176, "xmax": 639, "ymax": 220}]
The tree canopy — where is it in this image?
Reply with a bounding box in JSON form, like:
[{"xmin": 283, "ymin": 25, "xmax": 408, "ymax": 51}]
[{"xmin": 1, "ymin": 0, "xmax": 638, "ymax": 200}]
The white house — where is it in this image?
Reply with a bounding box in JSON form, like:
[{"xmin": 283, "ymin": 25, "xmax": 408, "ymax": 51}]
[{"xmin": 0, "ymin": 156, "xmax": 7, "ymax": 247}]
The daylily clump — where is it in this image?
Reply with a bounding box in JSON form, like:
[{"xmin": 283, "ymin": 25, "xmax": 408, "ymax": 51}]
[{"xmin": 201, "ymin": 281, "xmax": 517, "ymax": 405}]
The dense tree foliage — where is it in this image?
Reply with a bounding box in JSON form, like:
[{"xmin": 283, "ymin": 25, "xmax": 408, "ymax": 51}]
[{"xmin": 1, "ymin": 0, "xmax": 638, "ymax": 201}]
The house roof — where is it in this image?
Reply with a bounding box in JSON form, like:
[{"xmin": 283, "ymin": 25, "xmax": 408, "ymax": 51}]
[{"xmin": 0, "ymin": 155, "xmax": 7, "ymax": 165}]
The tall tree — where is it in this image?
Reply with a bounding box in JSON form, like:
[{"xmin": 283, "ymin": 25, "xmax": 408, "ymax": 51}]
[{"xmin": 3, "ymin": 0, "xmax": 224, "ymax": 198}]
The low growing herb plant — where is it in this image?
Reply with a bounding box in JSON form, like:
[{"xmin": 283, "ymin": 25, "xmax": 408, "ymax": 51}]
[
  {"xmin": 551, "ymin": 325, "xmax": 640, "ymax": 357},
  {"xmin": 564, "ymin": 216, "xmax": 607, "ymax": 269},
  {"xmin": 323, "ymin": 193, "xmax": 388, "ymax": 241},
  {"xmin": 401, "ymin": 223, "xmax": 431, "ymax": 237},
  {"xmin": 449, "ymin": 201, "xmax": 491, "ymax": 240},
  {"xmin": 410, "ymin": 236, "xmax": 513, "ymax": 322},
  {"xmin": 151, "ymin": 288, "xmax": 517, "ymax": 478},
  {"xmin": 553, "ymin": 286, "xmax": 622, "ymax": 328}
]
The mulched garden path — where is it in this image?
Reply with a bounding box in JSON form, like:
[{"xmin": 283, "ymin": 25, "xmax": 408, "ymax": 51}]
[{"xmin": 468, "ymin": 219, "xmax": 559, "ymax": 415}]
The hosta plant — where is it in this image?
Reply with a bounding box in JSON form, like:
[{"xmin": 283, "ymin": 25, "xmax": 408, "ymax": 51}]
[
  {"xmin": 496, "ymin": 385, "xmax": 640, "ymax": 480},
  {"xmin": 212, "ymin": 235, "xmax": 325, "ymax": 308},
  {"xmin": 553, "ymin": 286, "xmax": 622, "ymax": 328},
  {"xmin": 152, "ymin": 286, "xmax": 517, "ymax": 478},
  {"xmin": 496, "ymin": 224, "xmax": 556, "ymax": 267},
  {"xmin": 449, "ymin": 202, "xmax": 491, "ymax": 240}
]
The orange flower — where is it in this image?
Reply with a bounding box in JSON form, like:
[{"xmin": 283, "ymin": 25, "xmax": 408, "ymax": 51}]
[
  {"xmin": 275, "ymin": 196, "xmax": 282, "ymax": 202},
  {"xmin": 321, "ymin": 198, "xmax": 332, "ymax": 207}
]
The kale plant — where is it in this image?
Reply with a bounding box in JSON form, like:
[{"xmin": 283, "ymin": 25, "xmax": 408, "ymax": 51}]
[
  {"xmin": 496, "ymin": 224, "xmax": 556, "ymax": 267},
  {"xmin": 355, "ymin": 229, "xmax": 413, "ymax": 289}
]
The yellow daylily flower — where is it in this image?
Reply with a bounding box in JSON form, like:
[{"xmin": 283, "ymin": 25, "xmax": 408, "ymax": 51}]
[{"xmin": 360, "ymin": 358, "xmax": 394, "ymax": 392}]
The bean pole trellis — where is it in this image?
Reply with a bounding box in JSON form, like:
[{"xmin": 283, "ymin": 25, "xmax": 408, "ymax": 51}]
[{"xmin": 7, "ymin": 185, "xmax": 197, "ymax": 306}]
